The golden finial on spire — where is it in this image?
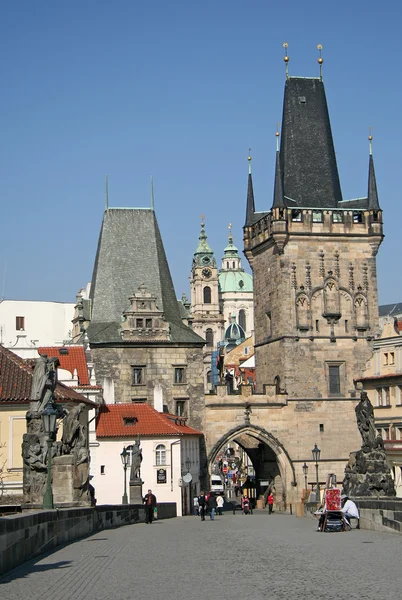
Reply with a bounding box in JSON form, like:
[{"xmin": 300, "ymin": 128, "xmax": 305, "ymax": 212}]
[
  {"xmin": 275, "ymin": 123, "xmax": 280, "ymax": 152},
  {"xmin": 283, "ymin": 42, "xmax": 289, "ymax": 78},
  {"xmin": 248, "ymin": 148, "xmax": 252, "ymax": 174},
  {"xmin": 317, "ymin": 44, "xmax": 323, "ymax": 80},
  {"xmin": 368, "ymin": 127, "xmax": 373, "ymax": 155},
  {"xmin": 200, "ymin": 214, "xmax": 205, "ymax": 226}
]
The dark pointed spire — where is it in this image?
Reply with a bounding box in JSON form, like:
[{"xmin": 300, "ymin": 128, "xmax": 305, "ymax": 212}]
[
  {"xmin": 245, "ymin": 153, "xmax": 256, "ymax": 226},
  {"xmin": 272, "ymin": 151, "xmax": 285, "ymax": 208},
  {"xmin": 367, "ymin": 153, "xmax": 380, "ymax": 210}
]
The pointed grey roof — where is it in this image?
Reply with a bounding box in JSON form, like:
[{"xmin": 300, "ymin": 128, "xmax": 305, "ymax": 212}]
[
  {"xmin": 367, "ymin": 154, "xmax": 380, "ymax": 209},
  {"xmin": 272, "ymin": 151, "xmax": 285, "ymax": 208},
  {"xmin": 245, "ymin": 172, "xmax": 257, "ymax": 226},
  {"xmin": 88, "ymin": 208, "xmax": 203, "ymax": 345},
  {"xmin": 280, "ymin": 77, "xmax": 343, "ymax": 208}
]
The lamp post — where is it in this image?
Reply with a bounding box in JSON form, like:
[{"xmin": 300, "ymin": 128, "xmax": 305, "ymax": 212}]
[
  {"xmin": 312, "ymin": 443, "xmax": 321, "ymax": 503},
  {"xmin": 120, "ymin": 447, "xmax": 130, "ymax": 504},
  {"xmin": 185, "ymin": 457, "xmax": 191, "ymax": 473},
  {"xmin": 41, "ymin": 403, "xmax": 58, "ymax": 509},
  {"xmin": 302, "ymin": 462, "xmax": 309, "ymax": 493}
]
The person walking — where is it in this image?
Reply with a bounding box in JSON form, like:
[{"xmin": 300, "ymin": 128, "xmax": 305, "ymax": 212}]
[
  {"xmin": 198, "ymin": 491, "xmax": 206, "ymax": 521},
  {"xmin": 216, "ymin": 494, "xmax": 224, "ymax": 516},
  {"xmin": 143, "ymin": 489, "xmax": 157, "ymax": 524},
  {"xmin": 193, "ymin": 495, "xmax": 199, "ymax": 516},
  {"xmin": 267, "ymin": 493, "xmax": 274, "ymax": 514},
  {"xmin": 207, "ymin": 492, "xmax": 217, "ymax": 520}
]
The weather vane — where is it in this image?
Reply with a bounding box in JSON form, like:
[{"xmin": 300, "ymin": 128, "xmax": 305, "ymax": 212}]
[
  {"xmin": 276, "ymin": 123, "xmax": 280, "ymax": 152},
  {"xmin": 317, "ymin": 44, "xmax": 323, "ymax": 80},
  {"xmin": 248, "ymin": 148, "xmax": 252, "ymax": 174},
  {"xmin": 283, "ymin": 42, "xmax": 289, "ymax": 78}
]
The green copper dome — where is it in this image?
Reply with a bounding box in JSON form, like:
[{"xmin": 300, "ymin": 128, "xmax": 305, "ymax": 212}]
[{"xmin": 219, "ymin": 270, "xmax": 253, "ymax": 293}]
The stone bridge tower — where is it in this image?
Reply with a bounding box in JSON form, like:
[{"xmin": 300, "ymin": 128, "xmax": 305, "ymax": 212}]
[{"xmin": 244, "ymin": 76, "xmax": 383, "ymax": 401}]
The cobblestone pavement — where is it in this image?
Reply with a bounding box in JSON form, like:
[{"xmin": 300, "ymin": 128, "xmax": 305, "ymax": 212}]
[{"xmin": 2, "ymin": 512, "xmax": 402, "ymax": 600}]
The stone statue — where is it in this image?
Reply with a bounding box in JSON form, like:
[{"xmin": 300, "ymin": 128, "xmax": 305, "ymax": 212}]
[
  {"xmin": 30, "ymin": 355, "xmax": 60, "ymax": 412},
  {"xmin": 355, "ymin": 391, "xmax": 382, "ymax": 451},
  {"xmin": 130, "ymin": 435, "xmax": 142, "ymax": 480},
  {"xmin": 61, "ymin": 403, "xmax": 86, "ymax": 455},
  {"xmin": 343, "ymin": 391, "xmax": 395, "ymax": 497}
]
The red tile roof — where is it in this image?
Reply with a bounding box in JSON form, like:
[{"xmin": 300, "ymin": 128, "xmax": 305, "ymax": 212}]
[
  {"xmin": 0, "ymin": 345, "xmax": 95, "ymax": 406},
  {"xmin": 38, "ymin": 346, "xmax": 89, "ymax": 385},
  {"xmin": 355, "ymin": 373, "xmax": 402, "ymax": 382},
  {"xmin": 96, "ymin": 403, "xmax": 202, "ymax": 438}
]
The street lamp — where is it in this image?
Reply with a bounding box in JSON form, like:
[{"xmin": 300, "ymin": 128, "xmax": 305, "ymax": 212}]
[
  {"xmin": 120, "ymin": 447, "xmax": 130, "ymax": 504},
  {"xmin": 41, "ymin": 403, "xmax": 58, "ymax": 509},
  {"xmin": 185, "ymin": 457, "xmax": 191, "ymax": 473},
  {"xmin": 302, "ymin": 462, "xmax": 309, "ymax": 492},
  {"xmin": 311, "ymin": 443, "xmax": 321, "ymax": 503}
]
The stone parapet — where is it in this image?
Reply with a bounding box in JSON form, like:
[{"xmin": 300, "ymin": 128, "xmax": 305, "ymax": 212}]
[{"xmin": 0, "ymin": 502, "xmax": 177, "ymax": 575}]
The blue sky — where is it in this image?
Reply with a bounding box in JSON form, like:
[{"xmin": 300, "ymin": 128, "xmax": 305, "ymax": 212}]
[{"xmin": 0, "ymin": 1, "xmax": 400, "ymax": 305}]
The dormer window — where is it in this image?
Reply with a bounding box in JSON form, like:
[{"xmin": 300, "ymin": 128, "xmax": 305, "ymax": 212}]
[{"xmin": 123, "ymin": 417, "xmax": 138, "ymax": 426}]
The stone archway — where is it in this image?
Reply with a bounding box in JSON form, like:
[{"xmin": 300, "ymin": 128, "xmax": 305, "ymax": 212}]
[{"xmin": 207, "ymin": 424, "xmax": 296, "ymax": 509}]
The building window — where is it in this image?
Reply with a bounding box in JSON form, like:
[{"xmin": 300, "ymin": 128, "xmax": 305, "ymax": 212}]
[
  {"xmin": 205, "ymin": 328, "xmax": 214, "ymax": 347},
  {"xmin": 16, "ymin": 316, "xmax": 25, "ymax": 330},
  {"xmin": 332, "ymin": 211, "xmax": 343, "ymax": 223},
  {"xmin": 389, "ymin": 352, "xmax": 395, "ymax": 365},
  {"xmin": 353, "ymin": 212, "xmax": 363, "ymax": 223},
  {"xmin": 315, "ymin": 320, "xmax": 319, "ymax": 332},
  {"xmin": 175, "ymin": 400, "xmax": 186, "ymax": 416},
  {"xmin": 226, "ymin": 262, "xmax": 229, "ymax": 269},
  {"xmin": 319, "ymin": 424, "xmax": 324, "ymax": 432},
  {"xmin": 291, "ymin": 210, "xmax": 302, "ymax": 222},
  {"xmin": 312, "ymin": 211, "xmax": 322, "ymax": 223},
  {"xmin": 132, "ymin": 367, "xmax": 145, "ymax": 385},
  {"xmin": 100, "ymin": 465, "xmax": 105, "ymax": 475},
  {"xmin": 203, "ymin": 286, "xmax": 211, "ymax": 304},
  {"xmin": 174, "ymin": 367, "xmax": 186, "ymax": 384},
  {"xmin": 328, "ymin": 365, "xmax": 341, "ymax": 395},
  {"xmin": 136, "ymin": 318, "xmax": 144, "ymax": 328},
  {"xmin": 383, "ymin": 353, "xmax": 389, "ymax": 366},
  {"xmin": 207, "ymin": 371, "xmax": 212, "ymax": 385},
  {"xmin": 377, "ymin": 387, "xmax": 390, "ymax": 406},
  {"xmin": 131, "ymin": 398, "xmax": 146, "ymax": 403},
  {"xmin": 397, "ymin": 386, "xmax": 402, "ymax": 406},
  {"xmin": 344, "ymin": 320, "xmax": 348, "ymax": 333},
  {"xmin": 155, "ymin": 444, "xmax": 166, "ymax": 466},
  {"xmin": 239, "ymin": 309, "xmax": 246, "ymax": 331},
  {"xmin": 123, "ymin": 417, "xmax": 138, "ymax": 426}
]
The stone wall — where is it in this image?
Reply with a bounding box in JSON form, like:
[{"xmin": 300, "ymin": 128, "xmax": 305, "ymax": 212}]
[
  {"xmin": 91, "ymin": 345, "xmax": 204, "ymax": 430},
  {"xmin": 0, "ymin": 502, "xmax": 176, "ymax": 575},
  {"xmin": 355, "ymin": 497, "xmax": 402, "ymax": 534}
]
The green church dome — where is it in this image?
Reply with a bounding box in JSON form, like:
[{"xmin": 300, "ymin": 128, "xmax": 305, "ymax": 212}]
[{"xmin": 219, "ymin": 270, "xmax": 253, "ymax": 293}]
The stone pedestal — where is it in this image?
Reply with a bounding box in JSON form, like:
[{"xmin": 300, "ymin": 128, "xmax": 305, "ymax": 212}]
[
  {"xmin": 129, "ymin": 478, "xmax": 143, "ymax": 504},
  {"xmin": 53, "ymin": 455, "xmax": 91, "ymax": 506}
]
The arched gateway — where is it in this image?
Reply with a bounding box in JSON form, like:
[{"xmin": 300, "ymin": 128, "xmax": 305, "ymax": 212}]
[{"xmin": 208, "ymin": 424, "xmax": 296, "ymax": 510}]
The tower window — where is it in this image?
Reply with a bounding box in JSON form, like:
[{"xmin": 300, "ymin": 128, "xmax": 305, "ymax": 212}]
[
  {"xmin": 353, "ymin": 212, "xmax": 363, "ymax": 223},
  {"xmin": 136, "ymin": 318, "xmax": 143, "ymax": 328},
  {"xmin": 207, "ymin": 371, "xmax": 212, "ymax": 385},
  {"xmin": 291, "ymin": 210, "xmax": 302, "ymax": 222},
  {"xmin": 16, "ymin": 316, "xmax": 25, "ymax": 330},
  {"xmin": 145, "ymin": 318, "xmax": 152, "ymax": 328},
  {"xmin": 239, "ymin": 309, "xmax": 246, "ymax": 331},
  {"xmin": 175, "ymin": 400, "xmax": 186, "ymax": 416},
  {"xmin": 205, "ymin": 328, "xmax": 214, "ymax": 347},
  {"xmin": 174, "ymin": 367, "xmax": 186, "ymax": 384},
  {"xmin": 319, "ymin": 424, "xmax": 324, "ymax": 432},
  {"xmin": 312, "ymin": 211, "xmax": 322, "ymax": 223},
  {"xmin": 332, "ymin": 212, "xmax": 343, "ymax": 223},
  {"xmin": 344, "ymin": 320, "xmax": 348, "ymax": 333},
  {"xmin": 203, "ymin": 286, "xmax": 211, "ymax": 304},
  {"xmin": 132, "ymin": 366, "xmax": 145, "ymax": 385},
  {"xmin": 232, "ymin": 261, "xmax": 235, "ymax": 268},
  {"xmin": 227, "ymin": 262, "xmax": 229, "ymax": 269},
  {"xmin": 315, "ymin": 320, "xmax": 319, "ymax": 332},
  {"xmin": 328, "ymin": 365, "xmax": 341, "ymax": 395}
]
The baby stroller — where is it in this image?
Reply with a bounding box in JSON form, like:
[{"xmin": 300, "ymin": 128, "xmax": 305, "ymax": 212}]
[{"xmin": 242, "ymin": 498, "xmax": 250, "ymax": 515}]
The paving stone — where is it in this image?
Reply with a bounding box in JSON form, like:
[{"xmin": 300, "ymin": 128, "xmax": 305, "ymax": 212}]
[{"xmin": 1, "ymin": 512, "xmax": 401, "ymax": 600}]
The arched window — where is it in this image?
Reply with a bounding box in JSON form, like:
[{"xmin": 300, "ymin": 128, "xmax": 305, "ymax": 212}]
[
  {"xmin": 155, "ymin": 444, "xmax": 166, "ymax": 466},
  {"xmin": 239, "ymin": 309, "xmax": 246, "ymax": 331},
  {"xmin": 232, "ymin": 261, "xmax": 235, "ymax": 268},
  {"xmin": 207, "ymin": 371, "xmax": 212, "ymax": 384},
  {"xmin": 206, "ymin": 328, "xmax": 214, "ymax": 347},
  {"xmin": 203, "ymin": 286, "xmax": 211, "ymax": 304},
  {"xmin": 226, "ymin": 262, "xmax": 229, "ymax": 269}
]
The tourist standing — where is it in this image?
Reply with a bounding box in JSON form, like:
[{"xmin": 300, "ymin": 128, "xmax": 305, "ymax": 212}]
[
  {"xmin": 198, "ymin": 491, "xmax": 206, "ymax": 521},
  {"xmin": 193, "ymin": 495, "xmax": 199, "ymax": 516},
  {"xmin": 207, "ymin": 492, "xmax": 217, "ymax": 520},
  {"xmin": 143, "ymin": 489, "xmax": 157, "ymax": 524},
  {"xmin": 216, "ymin": 494, "xmax": 224, "ymax": 516},
  {"xmin": 267, "ymin": 493, "xmax": 274, "ymax": 514}
]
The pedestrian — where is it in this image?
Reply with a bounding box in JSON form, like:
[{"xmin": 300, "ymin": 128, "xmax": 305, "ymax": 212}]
[
  {"xmin": 267, "ymin": 493, "xmax": 274, "ymax": 514},
  {"xmin": 207, "ymin": 491, "xmax": 217, "ymax": 520},
  {"xmin": 341, "ymin": 494, "xmax": 360, "ymax": 528},
  {"xmin": 241, "ymin": 494, "xmax": 250, "ymax": 515},
  {"xmin": 143, "ymin": 489, "xmax": 157, "ymax": 524},
  {"xmin": 193, "ymin": 495, "xmax": 199, "ymax": 516},
  {"xmin": 216, "ymin": 494, "xmax": 224, "ymax": 516},
  {"xmin": 198, "ymin": 491, "xmax": 206, "ymax": 521}
]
